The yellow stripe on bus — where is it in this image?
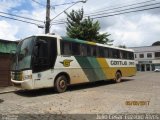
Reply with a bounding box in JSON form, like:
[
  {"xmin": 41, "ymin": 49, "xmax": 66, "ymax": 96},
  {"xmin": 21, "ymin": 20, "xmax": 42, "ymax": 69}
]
[
  {"xmin": 97, "ymin": 58, "xmax": 113, "ymax": 79},
  {"xmin": 97, "ymin": 58, "xmax": 136, "ymax": 80},
  {"xmin": 87, "ymin": 41, "xmax": 96, "ymax": 45}
]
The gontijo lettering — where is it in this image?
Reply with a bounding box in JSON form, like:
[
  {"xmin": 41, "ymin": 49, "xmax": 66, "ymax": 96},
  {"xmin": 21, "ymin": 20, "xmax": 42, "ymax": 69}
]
[{"xmin": 111, "ymin": 60, "xmax": 127, "ymax": 65}]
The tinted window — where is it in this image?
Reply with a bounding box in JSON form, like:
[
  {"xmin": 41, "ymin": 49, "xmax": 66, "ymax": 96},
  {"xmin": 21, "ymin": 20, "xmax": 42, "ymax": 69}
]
[
  {"xmin": 128, "ymin": 52, "xmax": 134, "ymax": 60},
  {"xmin": 72, "ymin": 42, "xmax": 80, "ymax": 55},
  {"xmin": 104, "ymin": 48, "xmax": 109, "ymax": 58},
  {"xmin": 112, "ymin": 49, "xmax": 120, "ymax": 59},
  {"xmin": 61, "ymin": 41, "xmax": 72, "ymax": 55},
  {"xmin": 81, "ymin": 44, "xmax": 87, "ymax": 56},
  {"xmin": 91, "ymin": 45, "xmax": 97, "ymax": 57},
  {"xmin": 121, "ymin": 51, "xmax": 127, "ymax": 59},
  {"xmin": 109, "ymin": 48, "xmax": 113, "ymax": 58},
  {"xmin": 98, "ymin": 47, "xmax": 105, "ymax": 57}
]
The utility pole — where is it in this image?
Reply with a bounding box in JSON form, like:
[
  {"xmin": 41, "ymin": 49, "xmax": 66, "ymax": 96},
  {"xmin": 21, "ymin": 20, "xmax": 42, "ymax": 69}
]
[{"xmin": 45, "ymin": 0, "xmax": 50, "ymax": 34}]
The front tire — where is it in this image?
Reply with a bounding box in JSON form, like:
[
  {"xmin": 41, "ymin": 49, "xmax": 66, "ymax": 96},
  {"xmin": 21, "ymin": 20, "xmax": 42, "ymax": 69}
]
[
  {"xmin": 54, "ymin": 76, "xmax": 67, "ymax": 93},
  {"xmin": 115, "ymin": 72, "xmax": 122, "ymax": 83}
]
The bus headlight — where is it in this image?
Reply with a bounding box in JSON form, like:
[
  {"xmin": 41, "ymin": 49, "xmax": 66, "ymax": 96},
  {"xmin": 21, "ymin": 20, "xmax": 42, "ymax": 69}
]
[{"xmin": 23, "ymin": 75, "xmax": 32, "ymax": 80}]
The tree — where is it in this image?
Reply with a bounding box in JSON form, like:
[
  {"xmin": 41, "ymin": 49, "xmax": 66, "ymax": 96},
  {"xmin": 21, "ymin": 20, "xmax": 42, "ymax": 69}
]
[
  {"xmin": 118, "ymin": 45, "xmax": 127, "ymax": 48},
  {"xmin": 152, "ymin": 41, "xmax": 160, "ymax": 46},
  {"xmin": 65, "ymin": 8, "xmax": 113, "ymax": 44}
]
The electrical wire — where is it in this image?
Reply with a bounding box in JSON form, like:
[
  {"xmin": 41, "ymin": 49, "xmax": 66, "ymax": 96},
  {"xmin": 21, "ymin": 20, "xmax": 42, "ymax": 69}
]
[
  {"xmin": 31, "ymin": 0, "xmax": 46, "ymax": 7},
  {"xmin": 0, "ymin": 11, "xmax": 44, "ymax": 23},
  {"xmin": 91, "ymin": 5, "xmax": 160, "ymax": 19},
  {"xmin": 86, "ymin": 2, "xmax": 160, "ymax": 17},
  {"xmin": 51, "ymin": 5, "xmax": 160, "ymax": 25},
  {"xmin": 0, "ymin": 14, "xmax": 41, "ymax": 26},
  {"xmin": 85, "ymin": 0, "xmax": 156, "ymax": 15},
  {"xmin": 51, "ymin": 0, "xmax": 158, "ymax": 24}
]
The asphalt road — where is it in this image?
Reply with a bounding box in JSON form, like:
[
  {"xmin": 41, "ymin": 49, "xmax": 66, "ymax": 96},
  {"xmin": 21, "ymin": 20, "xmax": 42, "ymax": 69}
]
[{"xmin": 0, "ymin": 72, "xmax": 160, "ymax": 116}]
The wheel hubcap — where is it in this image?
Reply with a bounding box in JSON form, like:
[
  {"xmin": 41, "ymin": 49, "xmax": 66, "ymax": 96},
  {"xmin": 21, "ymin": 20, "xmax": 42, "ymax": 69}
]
[{"xmin": 59, "ymin": 80, "xmax": 66, "ymax": 89}]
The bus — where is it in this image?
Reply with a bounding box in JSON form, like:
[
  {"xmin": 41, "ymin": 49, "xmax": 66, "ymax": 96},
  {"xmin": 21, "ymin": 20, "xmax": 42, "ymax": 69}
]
[{"xmin": 11, "ymin": 34, "xmax": 136, "ymax": 93}]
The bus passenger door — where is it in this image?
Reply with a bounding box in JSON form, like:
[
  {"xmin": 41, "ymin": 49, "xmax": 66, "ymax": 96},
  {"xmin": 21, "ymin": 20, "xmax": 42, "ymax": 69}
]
[{"xmin": 32, "ymin": 37, "xmax": 57, "ymax": 88}]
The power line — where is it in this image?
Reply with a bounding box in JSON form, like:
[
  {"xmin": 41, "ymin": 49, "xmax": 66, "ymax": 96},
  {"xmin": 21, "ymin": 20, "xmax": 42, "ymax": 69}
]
[
  {"xmin": 85, "ymin": 0, "xmax": 156, "ymax": 15},
  {"xmin": 31, "ymin": 0, "xmax": 46, "ymax": 7},
  {"xmin": 51, "ymin": 0, "xmax": 158, "ymax": 24},
  {"xmin": 91, "ymin": 6, "xmax": 160, "ymax": 19},
  {"xmin": 53, "ymin": 1, "xmax": 84, "ymax": 7},
  {"xmin": 50, "ymin": 5, "xmax": 160, "ymax": 25},
  {"xmin": 32, "ymin": 0, "xmax": 84, "ymax": 7},
  {"xmin": 0, "ymin": 11, "xmax": 44, "ymax": 23},
  {"xmin": 86, "ymin": 2, "xmax": 160, "ymax": 17},
  {"xmin": 0, "ymin": 14, "xmax": 41, "ymax": 26},
  {"xmin": 31, "ymin": 0, "xmax": 78, "ymax": 9}
]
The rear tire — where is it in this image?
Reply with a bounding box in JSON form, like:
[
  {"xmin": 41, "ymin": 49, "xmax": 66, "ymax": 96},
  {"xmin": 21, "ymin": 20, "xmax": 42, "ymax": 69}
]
[
  {"xmin": 54, "ymin": 75, "xmax": 67, "ymax": 93},
  {"xmin": 115, "ymin": 72, "xmax": 122, "ymax": 83}
]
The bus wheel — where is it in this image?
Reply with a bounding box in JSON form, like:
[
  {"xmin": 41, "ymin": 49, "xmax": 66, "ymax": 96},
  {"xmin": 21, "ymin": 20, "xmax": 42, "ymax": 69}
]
[
  {"xmin": 55, "ymin": 76, "xmax": 67, "ymax": 93},
  {"xmin": 115, "ymin": 72, "xmax": 122, "ymax": 83}
]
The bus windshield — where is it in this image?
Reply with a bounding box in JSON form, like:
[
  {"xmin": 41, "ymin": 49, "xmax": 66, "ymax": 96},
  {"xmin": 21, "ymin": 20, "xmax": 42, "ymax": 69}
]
[{"xmin": 12, "ymin": 37, "xmax": 35, "ymax": 71}]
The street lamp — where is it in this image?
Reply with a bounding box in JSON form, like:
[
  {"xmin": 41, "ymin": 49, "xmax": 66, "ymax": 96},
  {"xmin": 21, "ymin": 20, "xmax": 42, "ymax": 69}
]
[
  {"xmin": 37, "ymin": 24, "xmax": 45, "ymax": 29},
  {"xmin": 49, "ymin": 0, "xmax": 87, "ymax": 30}
]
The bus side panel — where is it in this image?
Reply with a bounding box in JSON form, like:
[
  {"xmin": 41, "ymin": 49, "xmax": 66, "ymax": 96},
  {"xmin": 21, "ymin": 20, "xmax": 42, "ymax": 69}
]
[
  {"xmin": 54, "ymin": 56, "xmax": 90, "ymax": 84},
  {"xmin": 54, "ymin": 56, "xmax": 107, "ymax": 84},
  {"xmin": 97, "ymin": 58, "xmax": 136, "ymax": 79}
]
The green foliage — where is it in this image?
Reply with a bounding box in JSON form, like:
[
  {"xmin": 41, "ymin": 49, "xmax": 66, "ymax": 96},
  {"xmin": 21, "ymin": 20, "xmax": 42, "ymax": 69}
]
[
  {"xmin": 152, "ymin": 41, "xmax": 160, "ymax": 46},
  {"xmin": 118, "ymin": 45, "xmax": 127, "ymax": 48},
  {"xmin": 65, "ymin": 8, "xmax": 113, "ymax": 44}
]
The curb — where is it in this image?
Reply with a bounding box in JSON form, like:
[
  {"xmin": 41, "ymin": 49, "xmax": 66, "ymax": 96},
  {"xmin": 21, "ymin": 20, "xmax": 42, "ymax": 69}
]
[{"xmin": 0, "ymin": 87, "xmax": 19, "ymax": 94}]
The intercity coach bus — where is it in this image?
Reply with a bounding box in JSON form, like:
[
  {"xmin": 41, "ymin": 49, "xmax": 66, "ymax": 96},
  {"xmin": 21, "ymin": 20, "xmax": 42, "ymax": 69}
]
[{"xmin": 11, "ymin": 34, "xmax": 136, "ymax": 93}]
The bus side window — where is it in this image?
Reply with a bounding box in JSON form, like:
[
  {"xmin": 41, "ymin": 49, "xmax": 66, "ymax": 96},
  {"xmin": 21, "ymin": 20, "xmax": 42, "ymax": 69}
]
[
  {"xmin": 112, "ymin": 49, "xmax": 120, "ymax": 59},
  {"xmin": 128, "ymin": 52, "xmax": 134, "ymax": 60},
  {"xmin": 122, "ymin": 51, "xmax": 127, "ymax": 59},
  {"xmin": 91, "ymin": 45, "xmax": 97, "ymax": 57},
  {"xmin": 87, "ymin": 45, "xmax": 91, "ymax": 56},
  {"xmin": 72, "ymin": 42, "xmax": 80, "ymax": 56},
  {"xmin": 98, "ymin": 47, "xmax": 105, "ymax": 57},
  {"xmin": 120, "ymin": 50, "xmax": 123, "ymax": 59},
  {"xmin": 81, "ymin": 44, "xmax": 87, "ymax": 56},
  {"xmin": 61, "ymin": 41, "xmax": 72, "ymax": 55},
  {"xmin": 109, "ymin": 48, "xmax": 113, "ymax": 58},
  {"xmin": 104, "ymin": 48, "xmax": 109, "ymax": 58}
]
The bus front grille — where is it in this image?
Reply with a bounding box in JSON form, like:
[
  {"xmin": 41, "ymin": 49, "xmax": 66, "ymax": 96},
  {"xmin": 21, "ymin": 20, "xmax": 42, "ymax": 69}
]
[{"xmin": 12, "ymin": 71, "xmax": 23, "ymax": 81}]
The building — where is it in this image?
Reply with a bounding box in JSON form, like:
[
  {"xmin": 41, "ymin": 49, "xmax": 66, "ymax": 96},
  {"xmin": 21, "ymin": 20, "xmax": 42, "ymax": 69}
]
[
  {"xmin": 0, "ymin": 39, "xmax": 17, "ymax": 87},
  {"xmin": 131, "ymin": 46, "xmax": 160, "ymax": 72}
]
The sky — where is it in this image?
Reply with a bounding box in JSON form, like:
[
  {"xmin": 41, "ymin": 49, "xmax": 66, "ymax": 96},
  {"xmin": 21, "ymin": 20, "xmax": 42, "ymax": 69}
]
[{"xmin": 0, "ymin": 0, "xmax": 160, "ymax": 47}]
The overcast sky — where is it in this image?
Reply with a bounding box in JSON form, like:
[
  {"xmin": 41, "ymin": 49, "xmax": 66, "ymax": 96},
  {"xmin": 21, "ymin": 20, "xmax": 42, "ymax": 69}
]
[{"xmin": 0, "ymin": 0, "xmax": 160, "ymax": 47}]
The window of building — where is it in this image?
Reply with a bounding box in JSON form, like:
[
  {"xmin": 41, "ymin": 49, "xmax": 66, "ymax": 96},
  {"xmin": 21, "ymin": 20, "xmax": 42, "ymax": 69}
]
[
  {"xmin": 139, "ymin": 54, "xmax": 144, "ymax": 58},
  {"xmin": 155, "ymin": 52, "xmax": 160, "ymax": 58},
  {"xmin": 147, "ymin": 53, "xmax": 152, "ymax": 58}
]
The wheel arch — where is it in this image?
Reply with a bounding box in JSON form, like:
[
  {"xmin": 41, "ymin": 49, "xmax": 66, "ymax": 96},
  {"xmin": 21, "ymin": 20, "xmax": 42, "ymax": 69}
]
[
  {"xmin": 116, "ymin": 70, "xmax": 122, "ymax": 76},
  {"xmin": 54, "ymin": 72, "xmax": 70, "ymax": 85}
]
